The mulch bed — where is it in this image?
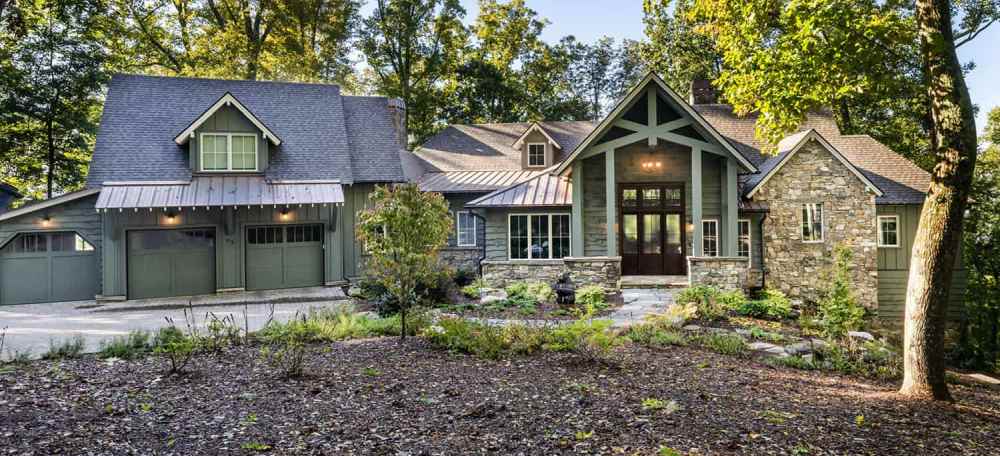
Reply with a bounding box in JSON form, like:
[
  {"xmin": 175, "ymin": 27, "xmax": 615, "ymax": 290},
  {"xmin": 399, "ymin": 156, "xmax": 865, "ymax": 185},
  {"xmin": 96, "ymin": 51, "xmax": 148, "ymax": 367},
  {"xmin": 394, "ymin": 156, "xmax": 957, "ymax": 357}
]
[{"xmin": 1, "ymin": 339, "xmax": 998, "ymax": 455}]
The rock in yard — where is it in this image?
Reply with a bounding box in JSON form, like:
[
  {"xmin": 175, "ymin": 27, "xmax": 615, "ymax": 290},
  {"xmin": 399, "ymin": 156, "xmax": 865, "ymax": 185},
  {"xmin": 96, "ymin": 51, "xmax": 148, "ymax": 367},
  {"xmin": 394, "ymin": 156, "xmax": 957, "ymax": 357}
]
[
  {"xmin": 481, "ymin": 295, "xmax": 505, "ymax": 305},
  {"xmin": 682, "ymin": 325, "xmax": 702, "ymax": 332},
  {"xmin": 749, "ymin": 342, "xmax": 787, "ymax": 356},
  {"xmin": 848, "ymin": 331, "xmax": 875, "ymax": 341},
  {"xmin": 784, "ymin": 342, "xmax": 815, "ymax": 356},
  {"xmin": 347, "ymin": 286, "xmax": 363, "ymax": 298}
]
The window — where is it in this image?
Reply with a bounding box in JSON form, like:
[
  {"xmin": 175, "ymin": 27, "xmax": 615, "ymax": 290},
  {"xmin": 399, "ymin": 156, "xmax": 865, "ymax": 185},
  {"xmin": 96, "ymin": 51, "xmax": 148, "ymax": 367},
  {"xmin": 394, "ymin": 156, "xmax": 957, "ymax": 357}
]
[
  {"xmin": 702, "ymin": 220, "xmax": 718, "ymax": 257},
  {"xmin": 878, "ymin": 215, "xmax": 899, "ymax": 247},
  {"xmin": 527, "ymin": 143, "xmax": 546, "ymax": 167},
  {"xmin": 1, "ymin": 232, "xmax": 94, "ymax": 254},
  {"xmin": 50, "ymin": 233, "xmax": 95, "ymax": 252},
  {"xmin": 200, "ymin": 133, "xmax": 257, "ymax": 172},
  {"xmin": 801, "ymin": 203, "xmax": 824, "ymax": 242},
  {"xmin": 508, "ymin": 214, "xmax": 571, "ymax": 259},
  {"xmin": 738, "ymin": 219, "xmax": 751, "ymax": 259},
  {"xmin": 456, "ymin": 211, "xmax": 476, "ymax": 246}
]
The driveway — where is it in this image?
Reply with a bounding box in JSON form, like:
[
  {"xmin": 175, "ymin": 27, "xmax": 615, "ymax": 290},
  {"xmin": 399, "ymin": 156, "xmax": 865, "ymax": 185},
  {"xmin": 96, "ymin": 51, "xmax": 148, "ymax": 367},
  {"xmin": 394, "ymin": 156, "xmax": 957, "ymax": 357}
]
[{"xmin": 0, "ymin": 299, "xmax": 351, "ymax": 359}]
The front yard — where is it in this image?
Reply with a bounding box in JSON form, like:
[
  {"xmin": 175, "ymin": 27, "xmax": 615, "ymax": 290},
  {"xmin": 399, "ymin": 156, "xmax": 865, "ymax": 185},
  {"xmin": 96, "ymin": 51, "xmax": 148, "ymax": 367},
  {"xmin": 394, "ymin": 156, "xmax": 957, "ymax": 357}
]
[{"xmin": 2, "ymin": 331, "xmax": 998, "ymax": 454}]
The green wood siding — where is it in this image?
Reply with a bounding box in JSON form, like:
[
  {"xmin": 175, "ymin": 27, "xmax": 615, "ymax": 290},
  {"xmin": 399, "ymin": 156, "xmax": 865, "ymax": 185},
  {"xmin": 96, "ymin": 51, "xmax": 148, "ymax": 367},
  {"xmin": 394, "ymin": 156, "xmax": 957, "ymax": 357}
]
[
  {"xmin": 190, "ymin": 105, "xmax": 269, "ymax": 173},
  {"xmin": 875, "ymin": 204, "xmax": 966, "ymax": 322},
  {"xmin": 484, "ymin": 207, "xmax": 571, "ymax": 261}
]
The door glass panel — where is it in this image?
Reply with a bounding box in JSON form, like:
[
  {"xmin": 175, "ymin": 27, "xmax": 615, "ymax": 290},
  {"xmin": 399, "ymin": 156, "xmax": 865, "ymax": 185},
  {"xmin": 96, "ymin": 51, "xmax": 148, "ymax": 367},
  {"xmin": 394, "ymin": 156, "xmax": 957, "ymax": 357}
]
[
  {"xmin": 642, "ymin": 188, "xmax": 661, "ymax": 208},
  {"xmin": 642, "ymin": 214, "xmax": 662, "ymax": 254},
  {"xmin": 622, "ymin": 188, "xmax": 638, "ymax": 208},
  {"xmin": 665, "ymin": 214, "xmax": 682, "ymax": 254},
  {"xmin": 664, "ymin": 188, "xmax": 682, "ymax": 207},
  {"xmin": 623, "ymin": 214, "xmax": 638, "ymax": 254}
]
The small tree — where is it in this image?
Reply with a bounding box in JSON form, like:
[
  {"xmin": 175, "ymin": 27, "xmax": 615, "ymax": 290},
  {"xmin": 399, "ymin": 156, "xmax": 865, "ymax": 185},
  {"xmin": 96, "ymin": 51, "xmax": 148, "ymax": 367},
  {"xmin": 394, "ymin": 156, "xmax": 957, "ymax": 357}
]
[
  {"xmin": 818, "ymin": 245, "xmax": 866, "ymax": 338},
  {"xmin": 356, "ymin": 184, "xmax": 452, "ymax": 340}
]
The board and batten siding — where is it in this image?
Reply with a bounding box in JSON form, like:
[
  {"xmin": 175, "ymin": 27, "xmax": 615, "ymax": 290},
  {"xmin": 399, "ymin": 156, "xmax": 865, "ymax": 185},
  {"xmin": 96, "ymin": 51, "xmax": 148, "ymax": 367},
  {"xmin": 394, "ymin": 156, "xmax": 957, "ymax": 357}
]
[
  {"xmin": 189, "ymin": 105, "xmax": 269, "ymax": 173},
  {"xmin": 875, "ymin": 204, "xmax": 966, "ymax": 322}
]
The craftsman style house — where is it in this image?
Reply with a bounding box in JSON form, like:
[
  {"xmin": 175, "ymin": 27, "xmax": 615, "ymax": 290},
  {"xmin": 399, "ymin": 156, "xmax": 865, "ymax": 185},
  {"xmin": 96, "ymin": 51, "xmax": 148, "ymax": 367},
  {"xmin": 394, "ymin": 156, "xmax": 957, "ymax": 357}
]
[
  {"xmin": 0, "ymin": 71, "xmax": 964, "ymax": 320},
  {"xmin": 412, "ymin": 73, "xmax": 965, "ymax": 318},
  {"xmin": 0, "ymin": 74, "xmax": 407, "ymax": 304}
]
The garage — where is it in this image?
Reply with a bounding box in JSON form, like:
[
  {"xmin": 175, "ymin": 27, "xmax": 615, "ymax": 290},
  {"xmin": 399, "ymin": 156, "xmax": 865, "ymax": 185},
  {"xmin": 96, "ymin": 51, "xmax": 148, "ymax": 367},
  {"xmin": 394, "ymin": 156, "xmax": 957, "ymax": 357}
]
[
  {"xmin": 0, "ymin": 232, "xmax": 98, "ymax": 305},
  {"xmin": 245, "ymin": 224, "xmax": 324, "ymax": 291},
  {"xmin": 127, "ymin": 229, "xmax": 216, "ymax": 300}
]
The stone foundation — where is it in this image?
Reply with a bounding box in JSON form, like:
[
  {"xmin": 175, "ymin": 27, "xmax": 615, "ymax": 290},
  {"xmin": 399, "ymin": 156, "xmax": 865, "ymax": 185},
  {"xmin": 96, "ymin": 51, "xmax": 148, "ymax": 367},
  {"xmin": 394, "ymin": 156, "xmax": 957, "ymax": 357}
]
[
  {"xmin": 438, "ymin": 247, "xmax": 482, "ymax": 274},
  {"xmin": 482, "ymin": 256, "xmax": 621, "ymax": 289},
  {"xmin": 688, "ymin": 256, "xmax": 750, "ymax": 291}
]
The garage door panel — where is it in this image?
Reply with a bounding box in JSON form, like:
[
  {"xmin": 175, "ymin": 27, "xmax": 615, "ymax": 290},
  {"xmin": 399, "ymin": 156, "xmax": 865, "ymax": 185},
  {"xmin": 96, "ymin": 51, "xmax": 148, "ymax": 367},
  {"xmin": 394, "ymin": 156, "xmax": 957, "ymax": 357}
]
[
  {"xmin": 0, "ymin": 257, "xmax": 50, "ymax": 304},
  {"xmin": 172, "ymin": 250, "xmax": 215, "ymax": 296},
  {"xmin": 50, "ymin": 255, "xmax": 98, "ymax": 302},
  {"xmin": 282, "ymin": 244, "xmax": 323, "ymax": 288},
  {"xmin": 246, "ymin": 224, "xmax": 323, "ymax": 291},
  {"xmin": 127, "ymin": 229, "xmax": 215, "ymax": 300},
  {"xmin": 127, "ymin": 252, "xmax": 173, "ymax": 300}
]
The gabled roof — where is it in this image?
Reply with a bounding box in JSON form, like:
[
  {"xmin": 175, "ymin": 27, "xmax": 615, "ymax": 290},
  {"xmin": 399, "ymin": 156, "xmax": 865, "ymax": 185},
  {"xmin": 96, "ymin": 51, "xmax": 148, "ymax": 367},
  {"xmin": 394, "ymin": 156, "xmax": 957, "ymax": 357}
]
[
  {"xmin": 512, "ymin": 122, "xmax": 562, "ymax": 149},
  {"xmin": 173, "ymin": 93, "xmax": 282, "ymax": 146},
  {"xmin": 0, "ymin": 182, "xmax": 21, "ymax": 198},
  {"xmin": 745, "ymin": 129, "xmax": 883, "ymax": 198},
  {"xmin": 0, "ymin": 188, "xmax": 101, "ymax": 223},
  {"xmin": 88, "ymin": 74, "xmax": 405, "ymax": 186},
  {"xmin": 415, "ymin": 121, "xmax": 595, "ymax": 172},
  {"xmin": 467, "ymin": 173, "xmax": 572, "ymax": 207},
  {"xmin": 554, "ymin": 72, "xmax": 758, "ymax": 174}
]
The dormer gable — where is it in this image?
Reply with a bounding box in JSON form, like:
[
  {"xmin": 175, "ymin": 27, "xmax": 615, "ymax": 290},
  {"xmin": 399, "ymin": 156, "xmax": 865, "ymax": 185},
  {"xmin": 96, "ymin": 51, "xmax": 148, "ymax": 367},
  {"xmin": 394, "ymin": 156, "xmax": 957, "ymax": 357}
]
[
  {"xmin": 513, "ymin": 122, "xmax": 561, "ymax": 169},
  {"xmin": 174, "ymin": 93, "xmax": 280, "ymax": 146},
  {"xmin": 174, "ymin": 93, "xmax": 279, "ymax": 174}
]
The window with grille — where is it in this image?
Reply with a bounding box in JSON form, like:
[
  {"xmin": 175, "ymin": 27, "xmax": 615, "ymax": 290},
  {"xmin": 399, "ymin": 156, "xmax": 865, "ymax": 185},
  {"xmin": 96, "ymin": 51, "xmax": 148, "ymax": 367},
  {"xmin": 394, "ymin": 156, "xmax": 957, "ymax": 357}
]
[
  {"xmin": 801, "ymin": 203, "xmax": 824, "ymax": 242},
  {"xmin": 527, "ymin": 143, "xmax": 546, "ymax": 167},
  {"xmin": 702, "ymin": 220, "xmax": 719, "ymax": 257},
  {"xmin": 737, "ymin": 219, "xmax": 751, "ymax": 259},
  {"xmin": 456, "ymin": 211, "xmax": 476, "ymax": 246},
  {"xmin": 508, "ymin": 214, "xmax": 571, "ymax": 259},
  {"xmin": 200, "ymin": 133, "xmax": 257, "ymax": 172},
  {"xmin": 878, "ymin": 215, "xmax": 899, "ymax": 247}
]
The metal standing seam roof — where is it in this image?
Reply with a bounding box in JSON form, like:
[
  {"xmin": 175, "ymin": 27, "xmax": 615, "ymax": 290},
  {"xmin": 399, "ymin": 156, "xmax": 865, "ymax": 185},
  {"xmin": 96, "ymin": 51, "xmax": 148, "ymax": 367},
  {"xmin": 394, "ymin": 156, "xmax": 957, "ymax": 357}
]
[
  {"xmin": 467, "ymin": 174, "xmax": 572, "ymax": 207},
  {"xmin": 95, "ymin": 176, "xmax": 344, "ymax": 210},
  {"xmin": 416, "ymin": 170, "xmax": 544, "ymax": 193}
]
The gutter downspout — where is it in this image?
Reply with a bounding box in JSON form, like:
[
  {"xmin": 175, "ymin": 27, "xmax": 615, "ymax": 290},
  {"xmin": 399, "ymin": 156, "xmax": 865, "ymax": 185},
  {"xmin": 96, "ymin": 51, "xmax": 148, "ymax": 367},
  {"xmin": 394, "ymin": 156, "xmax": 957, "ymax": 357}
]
[
  {"xmin": 759, "ymin": 212, "xmax": 768, "ymax": 289},
  {"xmin": 470, "ymin": 210, "xmax": 488, "ymax": 277}
]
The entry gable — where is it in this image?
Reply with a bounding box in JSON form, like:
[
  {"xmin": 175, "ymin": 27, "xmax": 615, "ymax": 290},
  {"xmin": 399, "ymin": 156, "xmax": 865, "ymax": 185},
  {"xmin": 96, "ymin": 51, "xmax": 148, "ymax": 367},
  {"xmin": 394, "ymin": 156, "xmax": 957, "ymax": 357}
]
[
  {"xmin": 745, "ymin": 129, "xmax": 883, "ymax": 198},
  {"xmin": 555, "ymin": 72, "xmax": 758, "ymax": 174},
  {"xmin": 173, "ymin": 93, "xmax": 281, "ymax": 146}
]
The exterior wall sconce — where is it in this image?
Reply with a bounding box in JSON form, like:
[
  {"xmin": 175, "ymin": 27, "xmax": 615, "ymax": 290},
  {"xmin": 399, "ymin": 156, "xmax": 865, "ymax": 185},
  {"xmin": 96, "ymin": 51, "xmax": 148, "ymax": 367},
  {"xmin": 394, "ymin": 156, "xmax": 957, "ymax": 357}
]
[
  {"xmin": 640, "ymin": 160, "xmax": 663, "ymax": 170},
  {"xmin": 165, "ymin": 211, "xmax": 178, "ymax": 224},
  {"xmin": 279, "ymin": 208, "xmax": 291, "ymax": 221},
  {"xmin": 40, "ymin": 215, "xmax": 52, "ymax": 227}
]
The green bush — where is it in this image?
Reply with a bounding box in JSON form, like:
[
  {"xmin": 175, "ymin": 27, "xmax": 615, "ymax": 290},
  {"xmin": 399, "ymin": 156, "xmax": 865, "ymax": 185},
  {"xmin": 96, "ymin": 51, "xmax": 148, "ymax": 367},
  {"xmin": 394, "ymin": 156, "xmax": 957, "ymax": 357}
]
[
  {"xmin": 505, "ymin": 282, "xmax": 553, "ymax": 304},
  {"xmin": 818, "ymin": 245, "xmax": 867, "ymax": 337},
  {"xmin": 575, "ymin": 285, "xmax": 608, "ymax": 309},
  {"xmin": 460, "ymin": 278, "xmax": 487, "ymax": 299},
  {"xmin": 259, "ymin": 319, "xmax": 310, "ymax": 378},
  {"xmin": 153, "ymin": 326, "xmax": 198, "ymax": 374},
  {"xmin": 676, "ymin": 285, "xmax": 729, "ymax": 320},
  {"xmin": 544, "ymin": 319, "xmax": 623, "ymax": 364},
  {"xmin": 627, "ymin": 324, "xmax": 689, "ymax": 347},
  {"xmin": 717, "ymin": 290, "xmax": 748, "ymax": 310},
  {"xmin": 736, "ymin": 289, "xmax": 792, "ymax": 319},
  {"xmin": 642, "ymin": 303, "xmax": 698, "ymax": 329},
  {"xmin": 99, "ymin": 331, "xmax": 152, "ymax": 360},
  {"xmin": 813, "ymin": 338, "xmax": 902, "ymax": 380},
  {"xmin": 41, "ymin": 335, "xmax": 86, "ymax": 360},
  {"xmin": 422, "ymin": 318, "xmax": 547, "ymax": 360},
  {"xmin": 694, "ymin": 333, "xmax": 748, "ymax": 356}
]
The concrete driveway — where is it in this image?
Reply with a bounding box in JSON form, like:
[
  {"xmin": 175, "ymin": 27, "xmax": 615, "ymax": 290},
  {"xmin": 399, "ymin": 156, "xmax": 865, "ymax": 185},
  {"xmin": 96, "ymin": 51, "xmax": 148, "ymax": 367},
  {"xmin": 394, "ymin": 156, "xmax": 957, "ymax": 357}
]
[{"xmin": 0, "ymin": 297, "xmax": 351, "ymax": 359}]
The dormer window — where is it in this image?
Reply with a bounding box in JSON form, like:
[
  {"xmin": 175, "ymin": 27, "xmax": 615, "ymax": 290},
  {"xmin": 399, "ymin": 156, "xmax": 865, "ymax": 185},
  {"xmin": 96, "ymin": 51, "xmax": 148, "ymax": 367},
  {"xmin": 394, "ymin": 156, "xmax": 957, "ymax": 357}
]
[
  {"xmin": 527, "ymin": 143, "xmax": 546, "ymax": 167},
  {"xmin": 200, "ymin": 133, "xmax": 257, "ymax": 172}
]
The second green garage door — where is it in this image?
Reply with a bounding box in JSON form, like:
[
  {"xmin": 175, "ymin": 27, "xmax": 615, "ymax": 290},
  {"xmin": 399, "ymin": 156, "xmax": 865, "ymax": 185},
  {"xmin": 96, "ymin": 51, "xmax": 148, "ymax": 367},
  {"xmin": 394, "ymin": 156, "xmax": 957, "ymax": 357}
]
[
  {"xmin": 245, "ymin": 224, "xmax": 324, "ymax": 291},
  {"xmin": 127, "ymin": 229, "xmax": 216, "ymax": 300}
]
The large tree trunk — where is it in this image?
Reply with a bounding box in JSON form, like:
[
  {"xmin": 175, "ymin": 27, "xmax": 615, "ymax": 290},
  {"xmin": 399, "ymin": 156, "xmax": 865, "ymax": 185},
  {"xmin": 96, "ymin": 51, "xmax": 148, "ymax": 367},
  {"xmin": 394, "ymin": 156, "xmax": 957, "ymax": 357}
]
[
  {"xmin": 900, "ymin": 0, "xmax": 979, "ymax": 401},
  {"xmin": 46, "ymin": 116, "xmax": 55, "ymax": 199}
]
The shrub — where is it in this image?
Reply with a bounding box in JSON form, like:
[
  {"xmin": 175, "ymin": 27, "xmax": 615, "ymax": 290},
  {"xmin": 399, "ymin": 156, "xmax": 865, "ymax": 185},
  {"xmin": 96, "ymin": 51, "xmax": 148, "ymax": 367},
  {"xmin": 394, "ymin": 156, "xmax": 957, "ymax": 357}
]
[
  {"xmin": 505, "ymin": 282, "xmax": 553, "ymax": 304},
  {"xmin": 460, "ymin": 278, "xmax": 486, "ymax": 299},
  {"xmin": 695, "ymin": 332, "xmax": 748, "ymax": 356},
  {"xmin": 818, "ymin": 246, "xmax": 867, "ymax": 337},
  {"xmin": 736, "ymin": 289, "xmax": 792, "ymax": 320},
  {"xmin": 258, "ymin": 315, "xmax": 313, "ymax": 378},
  {"xmin": 575, "ymin": 285, "xmax": 608, "ymax": 311},
  {"xmin": 99, "ymin": 331, "xmax": 152, "ymax": 360},
  {"xmin": 453, "ymin": 269, "xmax": 476, "ymax": 287},
  {"xmin": 422, "ymin": 318, "xmax": 547, "ymax": 360},
  {"xmin": 813, "ymin": 338, "xmax": 902, "ymax": 380},
  {"xmin": 643, "ymin": 303, "xmax": 698, "ymax": 329},
  {"xmin": 41, "ymin": 335, "xmax": 86, "ymax": 360},
  {"xmin": 717, "ymin": 290, "xmax": 748, "ymax": 310},
  {"xmin": 676, "ymin": 285, "xmax": 728, "ymax": 320},
  {"xmin": 544, "ymin": 319, "xmax": 623, "ymax": 364},
  {"xmin": 153, "ymin": 326, "xmax": 197, "ymax": 375},
  {"xmin": 766, "ymin": 355, "xmax": 817, "ymax": 370},
  {"xmin": 628, "ymin": 324, "xmax": 689, "ymax": 348},
  {"xmin": 202, "ymin": 313, "xmax": 243, "ymax": 353}
]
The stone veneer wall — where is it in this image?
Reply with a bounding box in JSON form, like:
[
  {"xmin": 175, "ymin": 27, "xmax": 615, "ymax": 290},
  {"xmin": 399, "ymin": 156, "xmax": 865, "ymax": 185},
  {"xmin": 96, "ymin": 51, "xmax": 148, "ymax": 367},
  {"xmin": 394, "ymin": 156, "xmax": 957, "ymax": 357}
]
[
  {"xmin": 752, "ymin": 140, "xmax": 878, "ymax": 307},
  {"xmin": 438, "ymin": 248, "xmax": 482, "ymax": 274},
  {"xmin": 688, "ymin": 257, "xmax": 750, "ymax": 291},
  {"xmin": 482, "ymin": 256, "xmax": 621, "ymax": 289}
]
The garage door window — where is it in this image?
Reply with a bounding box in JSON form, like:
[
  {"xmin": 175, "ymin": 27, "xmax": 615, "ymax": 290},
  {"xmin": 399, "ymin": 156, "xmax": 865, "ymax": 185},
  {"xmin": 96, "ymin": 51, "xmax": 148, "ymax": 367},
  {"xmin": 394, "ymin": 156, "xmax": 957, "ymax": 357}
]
[
  {"xmin": 131, "ymin": 229, "xmax": 214, "ymax": 250},
  {"xmin": 248, "ymin": 225, "xmax": 322, "ymax": 244},
  {"xmin": 1, "ymin": 232, "xmax": 93, "ymax": 254}
]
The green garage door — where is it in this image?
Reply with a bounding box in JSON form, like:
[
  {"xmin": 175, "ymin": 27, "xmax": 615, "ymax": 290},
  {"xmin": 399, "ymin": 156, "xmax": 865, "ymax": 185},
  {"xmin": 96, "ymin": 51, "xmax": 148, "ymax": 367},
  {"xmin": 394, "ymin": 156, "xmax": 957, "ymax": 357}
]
[
  {"xmin": 0, "ymin": 232, "xmax": 98, "ymax": 305},
  {"xmin": 246, "ymin": 224, "xmax": 324, "ymax": 291},
  {"xmin": 127, "ymin": 229, "xmax": 216, "ymax": 300}
]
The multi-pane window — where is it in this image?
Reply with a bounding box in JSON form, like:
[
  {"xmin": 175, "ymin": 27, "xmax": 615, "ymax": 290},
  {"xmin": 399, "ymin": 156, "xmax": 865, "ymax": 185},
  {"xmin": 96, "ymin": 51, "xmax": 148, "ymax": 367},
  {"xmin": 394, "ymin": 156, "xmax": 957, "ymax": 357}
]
[
  {"xmin": 801, "ymin": 203, "xmax": 824, "ymax": 242},
  {"xmin": 200, "ymin": 133, "xmax": 257, "ymax": 172},
  {"xmin": 737, "ymin": 219, "xmax": 751, "ymax": 259},
  {"xmin": 527, "ymin": 143, "xmax": 546, "ymax": 167},
  {"xmin": 508, "ymin": 214, "xmax": 571, "ymax": 259},
  {"xmin": 456, "ymin": 211, "xmax": 476, "ymax": 246},
  {"xmin": 248, "ymin": 225, "xmax": 321, "ymax": 245},
  {"xmin": 1, "ymin": 232, "xmax": 93, "ymax": 254},
  {"xmin": 702, "ymin": 220, "xmax": 719, "ymax": 257},
  {"xmin": 878, "ymin": 215, "xmax": 899, "ymax": 247}
]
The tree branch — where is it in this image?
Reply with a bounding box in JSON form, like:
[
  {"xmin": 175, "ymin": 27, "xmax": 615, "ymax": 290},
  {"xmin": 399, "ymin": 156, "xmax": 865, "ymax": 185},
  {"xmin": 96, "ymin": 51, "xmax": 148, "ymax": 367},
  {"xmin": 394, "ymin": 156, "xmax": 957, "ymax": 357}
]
[{"xmin": 955, "ymin": 19, "xmax": 996, "ymax": 48}]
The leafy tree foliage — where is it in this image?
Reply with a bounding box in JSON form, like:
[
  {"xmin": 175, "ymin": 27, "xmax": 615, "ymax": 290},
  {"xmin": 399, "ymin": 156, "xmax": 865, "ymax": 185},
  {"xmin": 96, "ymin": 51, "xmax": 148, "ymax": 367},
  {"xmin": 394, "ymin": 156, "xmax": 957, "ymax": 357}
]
[
  {"xmin": 640, "ymin": 0, "xmax": 720, "ymax": 97},
  {"xmin": 0, "ymin": 0, "xmax": 112, "ymax": 199},
  {"xmin": 356, "ymin": 184, "xmax": 452, "ymax": 340},
  {"xmin": 565, "ymin": 36, "xmax": 646, "ymax": 120}
]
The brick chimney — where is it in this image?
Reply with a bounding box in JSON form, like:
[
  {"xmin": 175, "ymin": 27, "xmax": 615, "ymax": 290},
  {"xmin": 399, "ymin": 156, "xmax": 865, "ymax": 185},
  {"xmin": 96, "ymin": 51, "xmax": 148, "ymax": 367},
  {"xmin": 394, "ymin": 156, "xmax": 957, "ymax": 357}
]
[
  {"xmin": 387, "ymin": 98, "xmax": 408, "ymax": 149},
  {"xmin": 689, "ymin": 78, "xmax": 718, "ymax": 105}
]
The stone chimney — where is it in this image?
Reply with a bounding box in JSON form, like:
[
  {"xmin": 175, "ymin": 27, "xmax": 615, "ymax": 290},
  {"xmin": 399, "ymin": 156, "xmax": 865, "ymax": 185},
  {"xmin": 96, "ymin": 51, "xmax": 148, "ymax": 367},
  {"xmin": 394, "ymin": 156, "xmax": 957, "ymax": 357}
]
[
  {"xmin": 387, "ymin": 98, "xmax": 407, "ymax": 149},
  {"xmin": 689, "ymin": 78, "xmax": 718, "ymax": 105}
]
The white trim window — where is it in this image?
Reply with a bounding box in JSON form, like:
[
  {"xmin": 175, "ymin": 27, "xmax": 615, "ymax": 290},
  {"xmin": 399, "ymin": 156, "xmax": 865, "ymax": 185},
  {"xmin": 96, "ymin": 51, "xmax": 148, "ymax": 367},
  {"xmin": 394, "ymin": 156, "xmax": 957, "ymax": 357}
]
[
  {"xmin": 456, "ymin": 211, "xmax": 477, "ymax": 247},
  {"xmin": 702, "ymin": 219, "xmax": 719, "ymax": 257},
  {"xmin": 801, "ymin": 203, "xmax": 824, "ymax": 243},
  {"xmin": 200, "ymin": 133, "xmax": 258, "ymax": 172},
  {"xmin": 508, "ymin": 213, "xmax": 571, "ymax": 259},
  {"xmin": 737, "ymin": 219, "xmax": 751, "ymax": 260},
  {"xmin": 527, "ymin": 143, "xmax": 546, "ymax": 167},
  {"xmin": 878, "ymin": 215, "xmax": 899, "ymax": 247}
]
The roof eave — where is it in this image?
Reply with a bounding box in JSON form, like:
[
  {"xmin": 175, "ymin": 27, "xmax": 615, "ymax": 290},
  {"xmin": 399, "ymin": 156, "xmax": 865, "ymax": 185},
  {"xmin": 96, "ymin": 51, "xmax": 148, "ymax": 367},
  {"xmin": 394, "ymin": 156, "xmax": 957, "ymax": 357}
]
[{"xmin": 173, "ymin": 92, "xmax": 282, "ymax": 147}]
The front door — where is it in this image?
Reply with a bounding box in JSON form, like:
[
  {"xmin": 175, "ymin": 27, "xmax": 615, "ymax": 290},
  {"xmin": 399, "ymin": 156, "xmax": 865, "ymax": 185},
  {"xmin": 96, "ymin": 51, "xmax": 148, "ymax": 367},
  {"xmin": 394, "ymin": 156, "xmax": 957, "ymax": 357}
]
[{"xmin": 620, "ymin": 184, "xmax": 685, "ymax": 275}]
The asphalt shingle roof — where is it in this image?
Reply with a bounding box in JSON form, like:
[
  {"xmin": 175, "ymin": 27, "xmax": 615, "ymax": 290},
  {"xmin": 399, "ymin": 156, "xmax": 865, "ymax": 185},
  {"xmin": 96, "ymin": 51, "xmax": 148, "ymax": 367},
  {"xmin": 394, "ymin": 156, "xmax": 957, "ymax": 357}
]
[
  {"xmin": 415, "ymin": 121, "xmax": 595, "ymax": 172},
  {"xmin": 88, "ymin": 74, "xmax": 405, "ymax": 187}
]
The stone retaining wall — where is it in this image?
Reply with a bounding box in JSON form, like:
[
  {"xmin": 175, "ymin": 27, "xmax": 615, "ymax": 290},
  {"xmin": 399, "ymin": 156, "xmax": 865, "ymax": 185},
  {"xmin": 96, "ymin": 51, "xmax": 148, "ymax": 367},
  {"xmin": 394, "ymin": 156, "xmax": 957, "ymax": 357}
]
[
  {"xmin": 482, "ymin": 256, "xmax": 621, "ymax": 289},
  {"xmin": 688, "ymin": 256, "xmax": 749, "ymax": 291}
]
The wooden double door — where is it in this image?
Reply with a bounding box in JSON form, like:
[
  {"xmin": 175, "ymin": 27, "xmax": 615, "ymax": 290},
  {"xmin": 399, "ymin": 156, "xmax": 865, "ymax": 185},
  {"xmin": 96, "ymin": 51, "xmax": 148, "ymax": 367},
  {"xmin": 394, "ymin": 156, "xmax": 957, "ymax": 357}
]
[{"xmin": 619, "ymin": 183, "xmax": 686, "ymax": 275}]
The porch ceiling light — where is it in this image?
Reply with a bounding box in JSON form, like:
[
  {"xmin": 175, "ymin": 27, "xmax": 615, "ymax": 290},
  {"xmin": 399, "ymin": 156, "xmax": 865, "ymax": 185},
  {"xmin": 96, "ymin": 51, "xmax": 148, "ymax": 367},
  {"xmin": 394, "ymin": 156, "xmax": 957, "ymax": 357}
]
[{"xmin": 640, "ymin": 160, "xmax": 663, "ymax": 170}]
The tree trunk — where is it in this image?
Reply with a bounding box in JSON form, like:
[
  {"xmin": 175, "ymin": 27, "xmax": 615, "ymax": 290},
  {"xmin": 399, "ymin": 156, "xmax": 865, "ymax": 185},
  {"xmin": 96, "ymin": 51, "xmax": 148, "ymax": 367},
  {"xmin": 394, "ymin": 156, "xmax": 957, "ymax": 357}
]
[
  {"xmin": 46, "ymin": 116, "xmax": 55, "ymax": 199},
  {"xmin": 900, "ymin": 0, "xmax": 979, "ymax": 401},
  {"xmin": 399, "ymin": 307, "xmax": 407, "ymax": 341}
]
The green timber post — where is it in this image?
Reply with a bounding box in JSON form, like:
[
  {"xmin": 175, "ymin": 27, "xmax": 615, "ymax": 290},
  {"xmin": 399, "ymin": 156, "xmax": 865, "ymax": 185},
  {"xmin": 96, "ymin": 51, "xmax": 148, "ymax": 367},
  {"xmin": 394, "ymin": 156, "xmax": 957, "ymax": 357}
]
[
  {"xmin": 692, "ymin": 146, "xmax": 703, "ymax": 256},
  {"xmin": 572, "ymin": 160, "xmax": 584, "ymax": 256},
  {"xmin": 606, "ymin": 148, "xmax": 617, "ymax": 256},
  {"xmin": 725, "ymin": 157, "xmax": 739, "ymax": 256}
]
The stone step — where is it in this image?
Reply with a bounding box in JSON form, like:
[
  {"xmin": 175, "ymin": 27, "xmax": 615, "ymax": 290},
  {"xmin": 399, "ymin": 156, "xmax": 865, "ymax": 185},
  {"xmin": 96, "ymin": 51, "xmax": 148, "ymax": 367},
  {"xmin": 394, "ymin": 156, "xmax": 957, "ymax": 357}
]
[{"xmin": 620, "ymin": 276, "xmax": 689, "ymax": 289}]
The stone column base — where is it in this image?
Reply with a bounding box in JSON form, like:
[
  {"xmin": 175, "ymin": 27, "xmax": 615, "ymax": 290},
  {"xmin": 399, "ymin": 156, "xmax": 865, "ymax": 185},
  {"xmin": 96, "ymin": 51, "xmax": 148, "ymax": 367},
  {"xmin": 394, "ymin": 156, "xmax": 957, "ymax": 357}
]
[{"xmin": 688, "ymin": 256, "xmax": 750, "ymax": 291}]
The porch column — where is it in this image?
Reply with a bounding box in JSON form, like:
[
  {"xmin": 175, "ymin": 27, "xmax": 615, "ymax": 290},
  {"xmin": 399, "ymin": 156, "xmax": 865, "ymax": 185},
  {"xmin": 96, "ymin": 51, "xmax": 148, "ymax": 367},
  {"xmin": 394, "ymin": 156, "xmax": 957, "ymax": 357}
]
[
  {"xmin": 606, "ymin": 148, "xmax": 617, "ymax": 256},
  {"xmin": 724, "ymin": 157, "xmax": 739, "ymax": 256},
  {"xmin": 572, "ymin": 160, "xmax": 584, "ymax": 256},
  {"xmin": 691, "ymin": 146, "xmax": 703, "ymax": 256}
]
